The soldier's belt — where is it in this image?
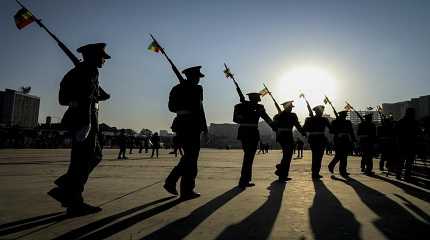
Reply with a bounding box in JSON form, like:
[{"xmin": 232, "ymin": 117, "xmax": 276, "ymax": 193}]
[
  {"xmin": 176, "ymin": 110, "xmax": 192, "ymax": 115},
  {"xmin": 308, "ymin": 132, "xmax": 325, "ymax": 135},
  {"xmin": 277, "ymin": 128, "xmax": 292, "ymax": 132},
  {"xmin": 337, "ymin": 133, "xmax": 350, "ymax": 137},
  {"xmin": 239, "ymin": 123, "xmax": 258, "ymax": 127}
]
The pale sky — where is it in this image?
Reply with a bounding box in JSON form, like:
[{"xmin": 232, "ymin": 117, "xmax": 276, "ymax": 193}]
[{"xmin": 1, "ymin": 0, "xmax": 429, "ymax": 132}]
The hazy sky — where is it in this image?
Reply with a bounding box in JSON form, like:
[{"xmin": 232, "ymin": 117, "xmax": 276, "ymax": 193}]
[{"xmin": 1, "ymin": 0, "xmax": 429, "ymax": 132}]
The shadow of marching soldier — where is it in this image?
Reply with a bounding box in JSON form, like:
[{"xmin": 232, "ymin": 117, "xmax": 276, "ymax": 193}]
[
  {"xmin": 309, "ymin": 179, "xmax": 362, "ymax": 240},
  {"xmin": 337, "ymin": 176, "xmax": 429, "ymax": 239},
  {"xmin": 215, "ymin": 181, "xmax": 286, "ymax": 239},
  {"xmin": 141, "ymin": 187, "xmax": 243, "ymax": 239}
]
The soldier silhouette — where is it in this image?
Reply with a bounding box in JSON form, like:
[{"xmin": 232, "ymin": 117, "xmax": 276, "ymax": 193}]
[
  {"xmin": 272, "ymin": 100, "xmax": 305, "ymax": 182},
  {"xmin": 377, "ymin": 115, "xmax": 396, "ymax": 172},
  {"xmin": 164, "ymin": 66, "xmax": 208, "ymax": 200},
  {"xmin": 117, "ymin": 129, "xmax": 128, "ymax": 160},
  {"xmin": 150, "ymin": 132, "xmax": 160, "ymax": 158},
  {"xmin": 48, "ymin": 43, "xmax": 110, "ymax": 216},
  {"xmin": 327, "ymin": 110, "xmax": 356, "ymax": 177},
  {"xmin": 235, "ymin": 92, "xmax": 274, "ymax": 188},
  {"xmin": 357, "ymin": 113, "xmax": 376, "ymax": 175},
  {"xmin": 396, "ymin": 108, "xmax": 421, "ymax": 180},
  {"xmin": 296, "ymin": 139, "xmax": 304, "ymax": 158},
  {"xmin": 303, "ymin": 105, "xmax": 331, "ymax": 179}
]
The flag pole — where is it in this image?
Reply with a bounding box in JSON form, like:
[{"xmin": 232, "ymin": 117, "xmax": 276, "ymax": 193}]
[
  {"xmin": 324, "ymin": 95, "xmax": 339, "ymax": 118},
  {"xmin": 224, "ymin": 63, "xmax": 245, "ymax": 103},
  {"xmin": 263, "ymin": 83, "xmax": 282, "ymax": 113},
  {"xmin": 150, "ymin": 34, "xmax": 184, "ymax": 83},
  {"xmin": 345, "ymin": 101, "xmax": 364, "ymax": 122},
  {"xmin": 15, "ymin": 0, "xmax": 80, "ymax": 66}
]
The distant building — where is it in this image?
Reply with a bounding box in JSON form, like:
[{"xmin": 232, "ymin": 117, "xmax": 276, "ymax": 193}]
[
  {"xmin": 347, "ymin": 110, "xmax": 381, "ymax": 126},
  {"xmin": 382, "ymin": 95, "xmax": 430, "ymax": 121},
  {"xmin": 0, "ymin": 88, "xmax": 40, "ymax": 128},
  {"xmin": 159, "ymin": 130, "xmax": 172, "ymax": 137}
]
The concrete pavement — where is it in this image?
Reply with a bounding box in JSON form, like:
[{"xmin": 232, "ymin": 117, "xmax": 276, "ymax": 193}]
[{"xmin": 0, "ymin": 149, "xmax": 429, "ymax": 239}]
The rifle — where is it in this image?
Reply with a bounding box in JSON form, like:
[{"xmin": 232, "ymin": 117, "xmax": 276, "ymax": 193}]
[
  {"xmin": 150, "ymin": 34, "xmax": 184, "ymax": 83},
  {"xmin": 263, "ymin": 83, "xmax": 282, "ymax": 113},
  {"xmin": 346, "ymin": 101, "xmax": 364, "ymax": 122},
  {"xmin": 224, "ymin": 63, "xmax": 245, "ymax": 103},
  {"xmin": 300, "ymin": 94, "xmax": 314, "ymax": 117},
  {"xmin": 16, "ymin": 0, "xmax": 80, "ymax": 66},
  {"xmin": 324, "ymin": 95, "xmax": 339, "ymax": 118}
]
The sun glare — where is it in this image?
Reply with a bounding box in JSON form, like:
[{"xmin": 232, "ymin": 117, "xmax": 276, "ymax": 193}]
[{"xmin": 276, "ymin": 65, "xmax": 338, "ymax": 106}]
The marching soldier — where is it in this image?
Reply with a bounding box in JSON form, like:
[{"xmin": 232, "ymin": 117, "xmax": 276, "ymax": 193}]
[
  {"xmin": 396, "ymin": 108, "xmax": 421, "ymax": 180},
  {"xmin": 273, "ymin": 100, "xmax": 305, "ymax": 182},
  {"xmin": 164, "ymin": 66, "xmax": 208, "ymax": 200},
  {"xmin": 48, "ymin": 43, "xmax": 111, "ymax": 215},
  {"xmin": 357, "ymin": 113, "xmax": 377, "ymax": 175},
  {"xmin": 236, "ymin": 93, "xmax": 274, "ymax": 188},
  {"xmin": 117, "ymin": 129, "xmax": 128, "ymax": 160},
  {"xmin": 328, "ymin": 111, "xmax": 356, "ymax": 177},
  {"xmin": 377, "ymin": 115, "xmax": 396, "ymax": 171},
  {"xmin": 303, "ymin": 105, "xmax": 331, "ymax": 179}
]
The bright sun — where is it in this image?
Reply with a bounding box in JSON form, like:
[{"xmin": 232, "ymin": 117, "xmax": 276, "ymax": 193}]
[{"xmin": 276, "ymin": 65, "xmax": 338, "ymax": 106}]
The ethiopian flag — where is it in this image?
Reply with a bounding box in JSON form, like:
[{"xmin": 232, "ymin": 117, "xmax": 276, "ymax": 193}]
[
  {"xmin": 14, "ymin": 8, "xmax": 34, "ymax": 30},
  {"xmin": 259, "ymin": 87, "xmax": 269, "ymax": 97},
  {"xmin": 147, "ymin": 40, "xmax": 161, "ymax": 52}
]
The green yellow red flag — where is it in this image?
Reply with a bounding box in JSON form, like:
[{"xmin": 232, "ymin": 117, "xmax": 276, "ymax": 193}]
[
  {"xmin": 14, "ymin": 8, "xmax": 34, "ymax": 29},
  {"xmin": 147, "ymin": 40, "xmax": 161, "ymax": 52},
  {"xmin": 259, "ymin": 87, "xmax": 269, "ymax": 97}
]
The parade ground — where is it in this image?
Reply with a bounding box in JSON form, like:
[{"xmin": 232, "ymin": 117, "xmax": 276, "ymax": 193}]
[{"xmin": 1, "ymin": 149, "xmax": 429, "ymax": 240}]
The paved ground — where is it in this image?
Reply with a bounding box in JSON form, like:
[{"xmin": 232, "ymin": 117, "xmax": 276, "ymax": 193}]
[{"xmin": 0, "ymin": 148, "xmax": 429, "ymax": 240}]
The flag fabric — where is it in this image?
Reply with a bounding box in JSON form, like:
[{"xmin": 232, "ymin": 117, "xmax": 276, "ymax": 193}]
[
  {"xmin": 223, "ymin": 68, "xmax": 234, "ymax": 79},
  {"xmin": 323, "ymin": 96, "xmax": 329, "ymax": 104},
  {"xmin": 344, "ymin": 103, "xmax": 353, "ymax": 111},
  {"xmin": 147, "ymin": 40, "xmax": 161, "ymax": 52},
  {"xmin": 14, "ymin": 8, "xmax": 34, "ymax": 30},
  {"xmin": 259, "ymin": 87, "xmax": 269, "ymax": 97}
]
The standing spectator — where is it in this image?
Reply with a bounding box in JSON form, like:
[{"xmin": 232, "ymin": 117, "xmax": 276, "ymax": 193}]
[{"xmin": 151, "ymin": 132, "xmax": 160, "ymax": 158}]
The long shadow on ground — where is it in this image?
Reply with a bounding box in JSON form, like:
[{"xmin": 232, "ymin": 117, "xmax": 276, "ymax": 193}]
[
  {"xmin": 370, "ymin": 174, "xmax": 430, "ymax": 202},
  {"xmin": 141, "ymin": 187, "xmax": 243, "ymax": 239},
  {"xmin": 52, "ymin": 196, "xmax": 176, "ymax": 240},
  {"xmin": 334, "ymin": 176, "xmax": 430, "ymax": 239},
  {"xmin": 214, "ymin": 181, "xmax": 286, "ymax": 240},
  {"xmin": 309, "ymin": 179, "xmax": 362, "ymax": 240},
  {"xmin": 0, "ymin": 212, "xmax": 66, "ymax": 236}
]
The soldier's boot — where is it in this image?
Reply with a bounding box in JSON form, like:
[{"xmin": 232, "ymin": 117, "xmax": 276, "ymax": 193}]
[
  {"xmin": 67, "ymin": 202, "xmax": 102, "ymax": 217},
  {"xmin": 48, "ymin": 187, "xmax": 68, "ymax": 207},
  {"xmin": 163, "ymin": 183, "xmax": 178, "ymax": 195},
  {"xmin": 180, "ymin": 191, "xmax": 201, "ymax": 201}
]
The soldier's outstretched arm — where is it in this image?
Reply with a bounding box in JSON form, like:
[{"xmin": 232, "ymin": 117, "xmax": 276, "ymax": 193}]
[
  {"xmin": 260, "ymin": 107, "xmax": 274, "ymax": 129},
  {"xmin": 294, "ymin": 116, "xmax": 305, "ymax": 136}
]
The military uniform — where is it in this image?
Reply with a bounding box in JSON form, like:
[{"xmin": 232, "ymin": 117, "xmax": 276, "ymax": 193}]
[
  {"xmin": 303, "ymin": 106, "xmax": 331, "ymax": 178},
  {"xmin": 50, "ymin": 43, "xmax": 110, "ymax": 213},
  {"xmin": 236, "ymin": 93, "xmax": 273, "ymax": 187},
  {"xmin": 396, "ymin": 108, "xmax": 421, "ymax": 179},
  {"xmin": 164, "ymin": 66, "xmax": 207, "ymax": 197},
  {"xmin": 357, "ymin": 114, "xmax": 377, "ymax": 174},
  {"xmin": 117, "ymin": 131, "xmax": 127, "ymax": 159},
  {"xmin": 328, "ymin": 112, "xmax": 355, "ymax": 176},
  {"xmin": 377, "ymin": 118, "xmax": 396, "ymax": 171},
  {"xmin": 272, "ymin": 101, "xmax": 304, "ymax": 181}
]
